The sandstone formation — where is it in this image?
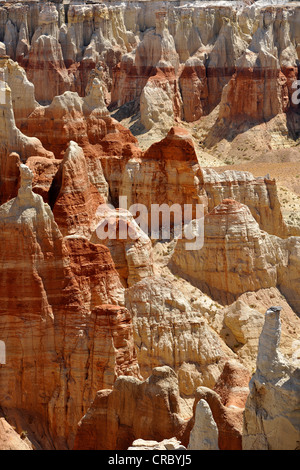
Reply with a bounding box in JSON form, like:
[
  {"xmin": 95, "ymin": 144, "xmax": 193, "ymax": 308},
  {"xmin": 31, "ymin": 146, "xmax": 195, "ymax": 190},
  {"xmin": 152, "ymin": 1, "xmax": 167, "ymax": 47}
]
[
  {"xmin": 26, "ymin": 156, "xmax": 62, "ymax": 204},
  {"xmin": 0, "ymin": 54, "xmax": 141, "ymax": 210},
  {"xmin": 170, "ymin": 199, "xmax": 300, "ymax": 312},
  {"xmin": 25, "ymin": 3, "xmax": 73, "ymax": 104},
  {"xmin": 73, "ymin": 366, "xmax": 191, "ymax": 450},
  {"xmin": 200, "ymin": 167, "xmax": 293, "ymax": 238},
  {"xmin": 0, "ymin": 56, "xmax": 56, "ymax": 205},
  {"xmin": 223, "ymin": 300, "xmax": 265, "ymax": 367},
  {"xmin": 72, "ymin": 360, "xmax": 251, "ymax": 451},
  {"xmin": 0, "ymin": 56, "xmax": 37, "ymax": 125},
  {"xmin": 243, "ymin": 306, "xmax": 300, "ymax": 450},
  {"xmin": 219, "ymin": 7, "xmax": 298, "ymax": 124},
  {"xmin": 99, "ymin": 126, "xmax": 297, "ymax": 241},
  {"xmin": 116, "ymin": 126, "xmax": 203, "ymax": 229},
  {"xmin": 213, "ymin": 359, "xmax": 251, "ymax": 410},
  {"xmin": 0, "ymin": 0, "xmax": 298, "ymax": 135},
  {"xmin": 21, "ymin": 82, "xmax": 140, "ymax": 172},
  {"xmin": 52, "ymin": 141, "xmax": 105, "ymax": 238},
  {"xmin": 0, "ymin": 58, "xmax": 46, "ymax": 159},
  {"xmin": 125, "ymin": 276, "xmax": 234, "ymax": 393},
  {"xmin": 128, "ymin": 437, "xmax": 186, "ymax": 450},
  {"xmin": 193, "ymin": 386, "xmax": 244, "ymax": 450},
  {"xmin": 209, "ymin": 287, "xmax": 300, "ymax": 373},
  {"xmin": 0, "ymin": 0, "xmax": 299, "ymax": 453},
  {"xmin": 23, "ymin": 86, "xmax": 110, "ymax": 157},
  {"xmin": 0, "ymin": 164, "xmax": 139, "ymax": 449},
  {"xmin": 188, "ymin": 399, "xmax": 219, "ymax": 450},
  {"xmin": 91, "ymin": 207, "xmax": 154, "ymax": 287},
  {"xmin": 179, "ymin": 57, "xmax": 208, "ymax": 122},
  {"xmin": 185, "ymin": 357, "xmax": 251, "ymax": 450},
  {"xmin": 112, "ymin": 10, "xmax": 182, "ymax": 133}
]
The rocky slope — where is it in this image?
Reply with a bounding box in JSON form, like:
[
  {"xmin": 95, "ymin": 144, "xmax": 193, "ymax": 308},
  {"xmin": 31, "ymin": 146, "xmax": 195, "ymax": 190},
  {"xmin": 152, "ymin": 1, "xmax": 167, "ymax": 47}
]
[
  {"xmin": 0, "ymin": 0, "xmax": 299, "ymax": 452},
  {"xmin": 0, "ymin": 417, "xmax": 33, "ymax": 450}
]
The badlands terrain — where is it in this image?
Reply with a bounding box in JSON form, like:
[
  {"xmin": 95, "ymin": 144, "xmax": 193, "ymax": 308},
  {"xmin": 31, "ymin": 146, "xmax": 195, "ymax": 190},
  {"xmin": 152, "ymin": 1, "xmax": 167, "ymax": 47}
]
[{"xmin": 0, "ymin": 0, "xmax": 299, "ymax": 451}]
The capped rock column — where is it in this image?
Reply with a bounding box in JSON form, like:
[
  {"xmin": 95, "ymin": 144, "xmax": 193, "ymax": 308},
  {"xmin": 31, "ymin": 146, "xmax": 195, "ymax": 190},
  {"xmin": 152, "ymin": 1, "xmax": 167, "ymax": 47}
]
[{"xmin": 243, "ymin": 306, "xmax": 300, "ymax": 450}]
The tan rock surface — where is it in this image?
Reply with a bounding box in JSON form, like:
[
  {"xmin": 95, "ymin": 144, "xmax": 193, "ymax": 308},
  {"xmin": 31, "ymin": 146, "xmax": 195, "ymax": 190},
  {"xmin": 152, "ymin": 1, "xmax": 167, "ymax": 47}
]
[
  {"xmin": 91, "ymin": 207, "xmax": 154, "ymax": 287},
  {"xmin": 52, "ymin": 141, "xmax": 104, "ymax": 238},
  {"xmin": 0, "ymin": 57, "xmax": 54, "ymax": 204},
  {"xmin": 0, "ymin": 417, "xmax": 33, "ymax": 450},
  {"xmin": 243, "ymin": 306, "xmax": 300, "ymax": 450},
  {"xmin": 188, "ymin": 399, "xmax": 219, "ymax": 450},
  {"xmin": 73, "ymin": 366, "xmax": 191, "ymax": 450},
  {"xmin": 170, "ymin": 199, "xmax": 300, "ymax": 312},
  {"xmin": 179, "ymin": 57, "xmax": 208, "ymax": 122},
  {"xmin": 128, "ymin": 437, "xmax": 186, "ymax": 450},
  {"xmin": 25, "ymin": 5, "xmax": 72, "ymax": 103},
  {"xmin": 0, "ymin": 0, "xmax": 299, "ymax": 453},
  {"xmin": 125, "ymin": 276, "xmax": 234, "ymax": 393}
]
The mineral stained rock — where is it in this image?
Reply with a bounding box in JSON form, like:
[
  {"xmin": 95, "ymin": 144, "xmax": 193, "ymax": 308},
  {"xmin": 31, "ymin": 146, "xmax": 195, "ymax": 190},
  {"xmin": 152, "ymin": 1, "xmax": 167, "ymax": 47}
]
[
  {"xmin": 193, "ymin": 386, "xmax": 244, "ymax": 450},
  {"xmin": 52, "ymin": 140, "xmax": 105, "ymax": 238},
  {"xmin": 91, "ymin": 207, "xmax": 154, "ymax": 287},
  {"xmin": 0, "ymin": 0, "xmax": 299, "ymax": 453},
  {"xmin": 0, "ymin": 164, "xmax": 140, "ymax": 449}
]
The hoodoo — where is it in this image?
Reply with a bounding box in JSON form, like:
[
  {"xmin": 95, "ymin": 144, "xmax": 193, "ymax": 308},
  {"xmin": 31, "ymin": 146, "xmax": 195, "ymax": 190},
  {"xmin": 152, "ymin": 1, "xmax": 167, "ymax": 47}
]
[{"xmin": 0, "ymin": 0, "xmax": 299, "ymax": 452}]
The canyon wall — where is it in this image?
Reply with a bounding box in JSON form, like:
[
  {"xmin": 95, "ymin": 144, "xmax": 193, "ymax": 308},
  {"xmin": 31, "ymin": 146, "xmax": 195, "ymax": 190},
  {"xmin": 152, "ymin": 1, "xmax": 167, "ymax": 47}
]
[
  {"xmin": 0, "ymin": 0, "xmax": 299, "ymax": 451},
  {"xmin": 0, "ymin": 1, "xmax": 298, "ymax": 131},
  {"xmin": 0, "ymin": 163, "xmax": 140, "ymax": 449},
  {"xmin": 243, "ymin": 306, "xmax": 300, "ymax": 450}
]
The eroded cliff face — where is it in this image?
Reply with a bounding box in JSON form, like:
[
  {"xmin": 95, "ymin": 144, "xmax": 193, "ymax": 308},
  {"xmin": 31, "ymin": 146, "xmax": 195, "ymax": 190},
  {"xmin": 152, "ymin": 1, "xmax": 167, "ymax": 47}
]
[
  {"xmin": 0, "ymin": 0, "xmax": 299, "ymax": 452},
  {"xmin": 170, "ymin": 198, "xmax": 300, "ymax": 311},
  {"xmin": 0, "ymin": 1, "xmax": 299, "ymax": 127},
  {"xmin": 0, "ymin": 164, "xmax": 140, "ymax": 449},
  {"xmin": 73, "ymin": 366, "xmax": 191, "ymax": 450},
  {"xmin": 243, "ymin": 307, "xmax": 300, "ymax": 450}
]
